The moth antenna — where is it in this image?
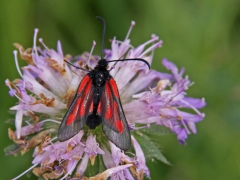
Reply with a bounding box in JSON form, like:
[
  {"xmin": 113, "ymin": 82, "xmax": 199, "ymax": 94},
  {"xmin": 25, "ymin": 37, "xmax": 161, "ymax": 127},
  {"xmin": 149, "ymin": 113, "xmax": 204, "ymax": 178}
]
[
  {"xmin": 96, "ymin": 16, "xmax": 106, "ymax": 60},
  {"xmin": 64, "ymin": 60, "xmax": 90, "ymax": 72},
  {"xmin": 108, "ymin": 58, "xmax": 151, "ymax": 69}
]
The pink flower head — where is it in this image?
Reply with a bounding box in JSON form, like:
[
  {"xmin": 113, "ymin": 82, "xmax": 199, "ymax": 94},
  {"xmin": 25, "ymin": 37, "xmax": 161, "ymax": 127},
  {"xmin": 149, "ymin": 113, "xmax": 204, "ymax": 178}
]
[
  {"xmin": 6, "ymin": 20, "xmax": 206, "ymax": 180},
  {"xmin": 84, "ymin": 134, "xmax": 104, "ymax": 165}
]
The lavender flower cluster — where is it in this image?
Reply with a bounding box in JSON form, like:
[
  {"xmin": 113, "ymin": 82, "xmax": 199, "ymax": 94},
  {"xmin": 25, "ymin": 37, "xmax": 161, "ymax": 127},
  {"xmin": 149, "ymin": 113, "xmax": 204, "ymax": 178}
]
[{"xmin": 6, "ymin": 21, "xmax": 205, "ymax": 180}]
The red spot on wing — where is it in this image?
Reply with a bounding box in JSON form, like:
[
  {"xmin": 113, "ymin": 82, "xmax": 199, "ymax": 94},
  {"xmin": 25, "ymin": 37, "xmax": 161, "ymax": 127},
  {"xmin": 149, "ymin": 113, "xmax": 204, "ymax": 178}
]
[
  {"xmin": 113, "ymin": 102, "xmax": 124, "ymax": 133},
  {"xmin": 104, "ymin": 82, "xmax": 113, "ymax": 120},
  {"xmin": 113, "ymin": 102, "xmax": 121, "ymax": 120},
  {"xmin": 77, "ymin": 76, "xmax": 90, "ymax": 93},
  {"xmin": 66, "ymin": 97, "xmax": 82, "ymax": 125},
  {"xmin": 89, "ymin": 102, "xmax": 93, "ymax": 113},
  {"xmin": 79, "ymin": 79, "xmax": 92, "ymax": 116},
  {"xmin": 105, "ymin": 81, "xmax": 111, "ymax": 98},
  {"xmin": 79, "ymin": 103, "xmax": 85, "ymax": 116},
  {"xmin": 97, "ymin": 102, "xmax": 101, "ymax": 114},
  {"xmin": 109, "ymin": 78, "xmax": 119, "ymax": 99},
  {"xmin": 113, "ymin": 102, "xmax": 118, "ymax": 112},
  {"xmin": 84, "ymin": 79, "xmax": 92, "ymax": 96},
  {"xmin": 105, "ymin": 107, "xmax": 113, "ymax": 120},
  {"xmin": 115, "ymin": 120, "xmax": 124, "ymax": 133},
  {"xmin": 66, "ymin": 114, "xmax": 75, "ymax": 125}
]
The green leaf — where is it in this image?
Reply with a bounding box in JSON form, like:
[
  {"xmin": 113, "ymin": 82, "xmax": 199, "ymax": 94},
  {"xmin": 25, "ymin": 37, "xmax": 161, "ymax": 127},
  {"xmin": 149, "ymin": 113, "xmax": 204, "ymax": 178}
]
[
  {"xmin": 98, "ymin": 155, "xmax": 106, "ymax": 173},
  {"xmin": 137, "ymin": 124, "xmax": 172, "ymax": 137},
  {"xmin": 85, "ymin": 155, "xmax": 106, "ymax": 177},
  {"xmin": 38, "ymin": 177, "xmax": 45, "ymax": 180},
  {"xmin": 4, "ymin": 143, "xmax": 19, "ymax": 156},
  {"xmin": 133, "ymin": 126, "xmax": 171, "ymax": 165}
]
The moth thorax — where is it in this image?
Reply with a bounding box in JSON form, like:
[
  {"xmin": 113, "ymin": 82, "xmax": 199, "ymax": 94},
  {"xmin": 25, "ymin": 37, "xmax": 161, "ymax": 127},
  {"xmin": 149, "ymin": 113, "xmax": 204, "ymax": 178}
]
[
  {"xmin": 97, "ymin": 59, "xmax": 108, "ymax": 69},
  {"xmin": 94, "ymin": 71, "xmax": 105, "ymax": 87}
]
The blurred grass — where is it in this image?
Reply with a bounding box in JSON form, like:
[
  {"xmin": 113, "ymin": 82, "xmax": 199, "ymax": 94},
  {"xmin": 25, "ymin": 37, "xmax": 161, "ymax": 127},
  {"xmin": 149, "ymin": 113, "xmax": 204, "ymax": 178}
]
[{"xmin": 1, "ymin": 0, "xmax": 240, "ymax": 179}]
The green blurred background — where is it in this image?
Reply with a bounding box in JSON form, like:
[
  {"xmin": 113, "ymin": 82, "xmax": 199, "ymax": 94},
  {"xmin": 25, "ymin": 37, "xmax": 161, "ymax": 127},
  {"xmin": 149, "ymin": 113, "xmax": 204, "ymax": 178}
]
[{"xmin": 1, "ymin": 0, "xmax": 240, "ymax": 179}]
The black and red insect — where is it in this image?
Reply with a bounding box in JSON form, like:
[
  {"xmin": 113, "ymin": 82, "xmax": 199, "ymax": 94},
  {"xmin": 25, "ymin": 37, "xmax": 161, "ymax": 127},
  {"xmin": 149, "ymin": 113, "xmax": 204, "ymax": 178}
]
[{"xmin": 58, "ymin": 17, "xmax": 150, "ymax": 150}]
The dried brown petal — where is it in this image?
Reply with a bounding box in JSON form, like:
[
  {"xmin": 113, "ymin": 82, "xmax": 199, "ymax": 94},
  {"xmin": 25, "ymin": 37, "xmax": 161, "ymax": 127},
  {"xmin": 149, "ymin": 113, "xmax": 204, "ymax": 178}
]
[
  {"xmin": 27, "ymin": 111, "xmax": 39, "ymax": 124},
  {"xmin": 8, "ymin": 128, "xmax": 27, "ymax": 146},
  {"xmin": 33, "ymin": 167, "xmax": 51, "ymax": 177},
  {"xmin": 8, "ymin": 128, "xmax": 17, "ymax": 140},
  {"xmin": 90, "ymin": 155, "xmax": 96, "ymax": 165},
  {"xmin": 21, "ymin": 129, "xmax": 55, "ymax": 155},
  {"xmin": 37, "ymin": 134, "xmax": 52, "ymax": 154},
  {"xmin": 64, "ymin": 88, "xmax": 76, "ymax": 108},
  {"xmin": 30, "ymin": 93, "xmax": 55, "ymax": 107},
  {"xmin": 42, "ymin": 171, "xmax": 63, "ymax": 180},
  {"xmin": 13, "ymin": 43, "xmax": 34, "ymax": 65},
  {"xmin": 45, "ymin": 58, "xmax": 66, "ymax": 76}
]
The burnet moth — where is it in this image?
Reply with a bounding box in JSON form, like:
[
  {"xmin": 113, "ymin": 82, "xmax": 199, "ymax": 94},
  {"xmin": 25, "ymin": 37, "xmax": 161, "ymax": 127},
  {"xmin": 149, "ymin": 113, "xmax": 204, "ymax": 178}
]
[{"xmin": 58, "ymin": 17, "xmax": 150, "ymax": 150}]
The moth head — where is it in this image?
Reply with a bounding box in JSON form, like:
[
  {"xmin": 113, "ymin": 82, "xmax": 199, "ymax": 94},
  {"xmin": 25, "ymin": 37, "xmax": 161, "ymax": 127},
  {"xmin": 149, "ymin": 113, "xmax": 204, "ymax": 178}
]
[{"xmin": 97, "ymin": 59, "xmax": 108, "ymax": 69}]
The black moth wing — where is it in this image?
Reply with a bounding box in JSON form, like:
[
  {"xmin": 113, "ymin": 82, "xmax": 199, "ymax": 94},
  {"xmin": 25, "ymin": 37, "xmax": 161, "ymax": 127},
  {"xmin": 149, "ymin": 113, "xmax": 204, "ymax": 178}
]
[
  {"xmin": 58, "ymin": 75, "xmax": 94, "ymax": 141},
  {"xmin": 99, "ymin": 77, "xmax": 131, "ymax": 150}
]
